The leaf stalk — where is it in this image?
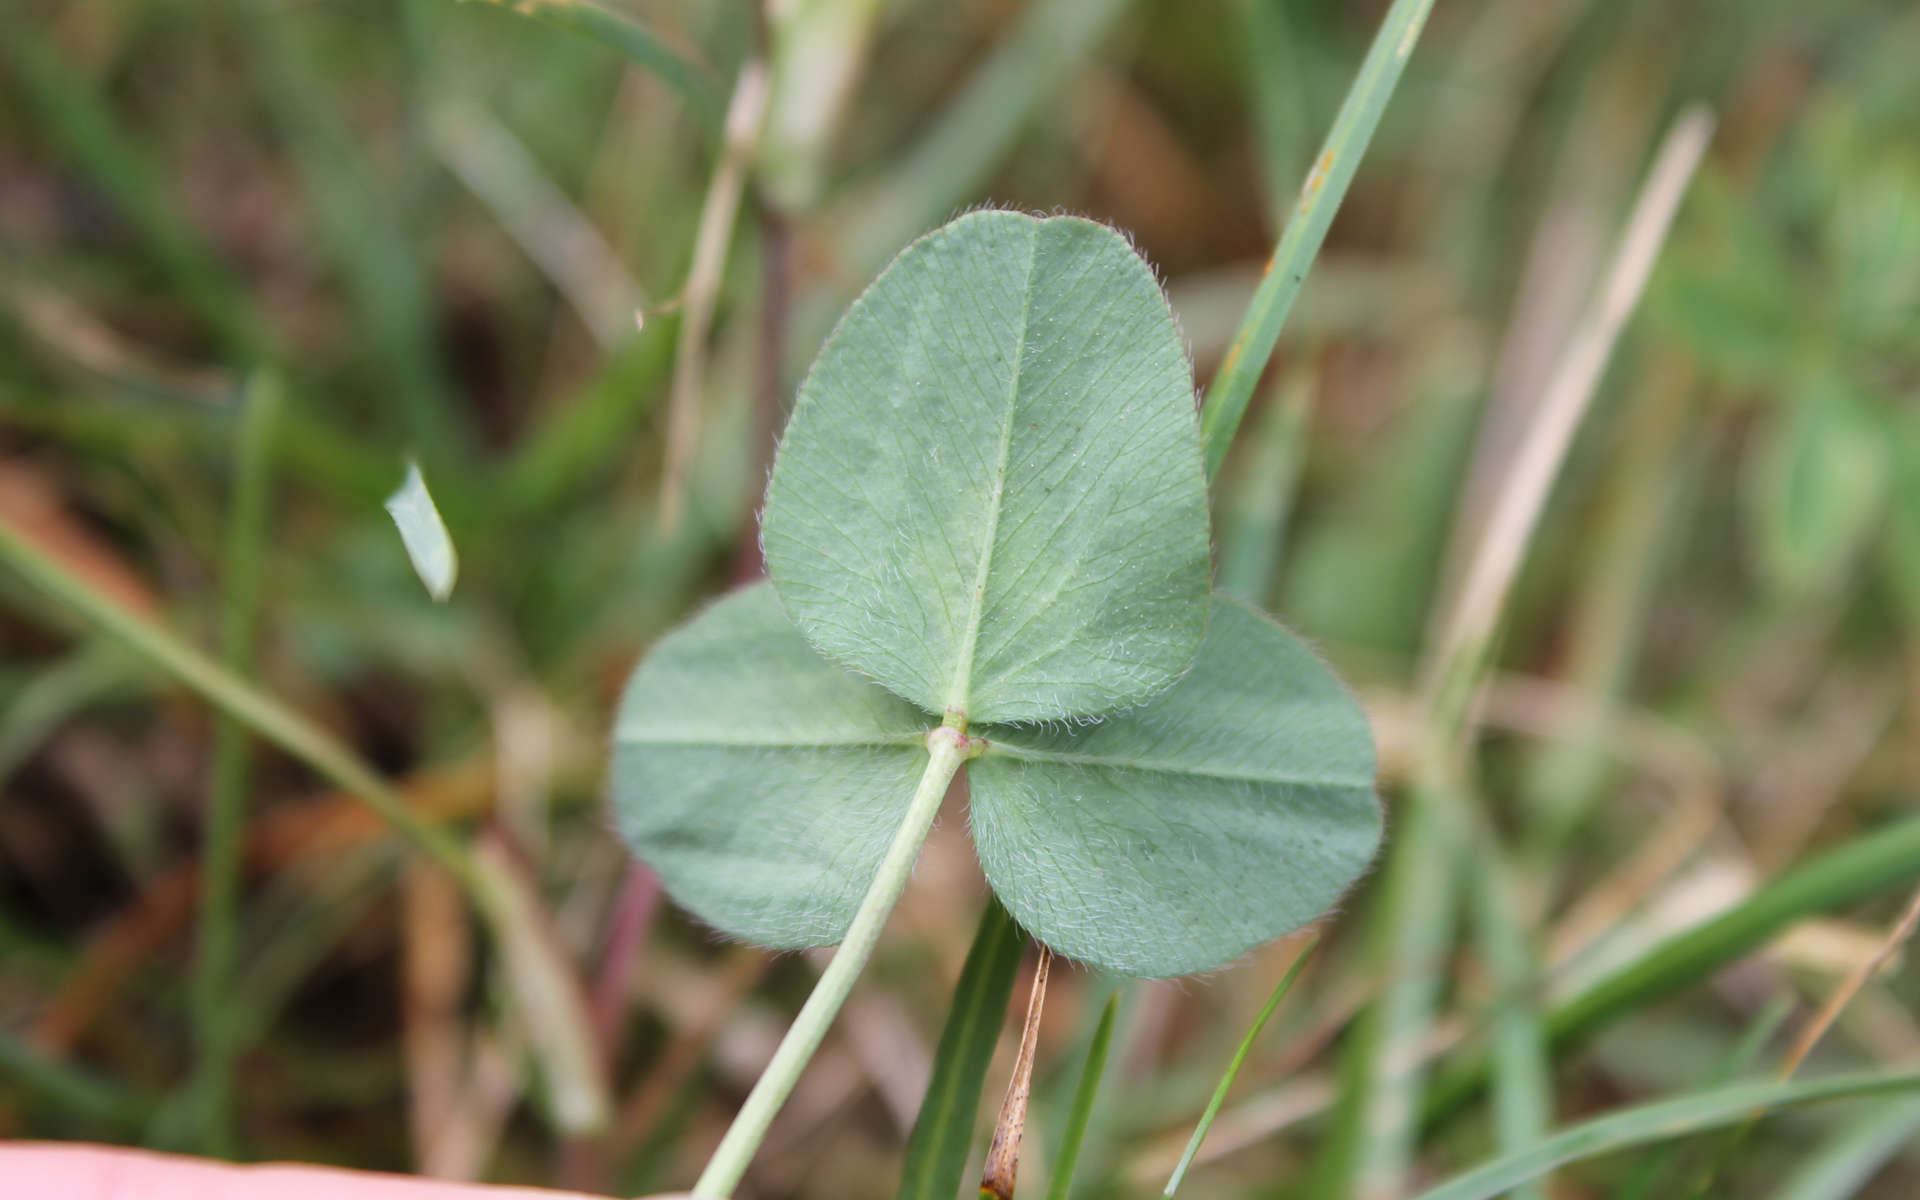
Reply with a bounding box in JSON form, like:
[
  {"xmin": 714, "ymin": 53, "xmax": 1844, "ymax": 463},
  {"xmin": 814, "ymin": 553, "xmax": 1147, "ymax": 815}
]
[{"xmin": 691, "ymin": 729, "xmax": 970, "ymax": 1197}]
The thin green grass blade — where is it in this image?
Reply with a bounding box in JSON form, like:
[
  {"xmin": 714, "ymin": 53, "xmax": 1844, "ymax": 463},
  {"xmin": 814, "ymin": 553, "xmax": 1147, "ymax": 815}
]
[
  {"xmin": 1164, "ymin": 936, "xmax": 1318, "ymax": 1196},
  {"xmin": 503, "ymin": 317, "xmax": 677, "ymax": 511},
  {"xmin": 459, "ymin": 0, "xmax": 722, "ymax": 133},
  {"xmin": 1233, "ymin": 0, "xmax": 1317, "ymax": 218},
  {"xmin": 1425, "ymin": 814, "xmax": 1920, "ymax": 1129},
  {"xmin": 1046, "ymin": 991, "xmax": 1119, "ymax": 1200},
  {"xmin": 1199, "ymin": 0, "xmax": 1437, "ymax": 479},
  {"xmin": 834, "ymin": 0, "xmax": 1133, "ymax": 275},
  {"xmin": 1468, "ymin": 840, "xmax": 1550, "ymax": 1200},
  {"xmin": 0, "ymin": 1028, "xmax": 152, "ymax": 1131},
  {"xmin": 0, "ymin": 4, "xmax": 271, "ymax": 361},
  {"xmin": 1611, "ymin": 994, "xmax": 1793, "ymax": 1200},
  {"xmin": 229, "ymin": 0, "xmax": 458, "ymax": 456},
  {"xmin": 1310, "ymin": 790, "xmax": 1463, "ymax": 1200},
  {"xmin": 1408, "ymin": 1071, "xmax": 1920, "ymax": 1200},
  {"xmin": 1214, "ymin": 365, "xmax": 1312, "ymax": 606},
  {"xmin": 898, "ymin": 899, "xmax": 1026, "ymax": 1200},
  {"xmin": 0, "ymin": 518, "xmax": 486, "ymax": 901},
  {"xmin": 0, "ymin": 639, "xmax": 142, "ymax": 781},
  {"xmin": 1766, "ymin": 1095, "xmax": 1920, "ymax": 1200},
  {"xmin": 192, "ymin": 375, "xmax": 281, "ymax": 1157}
]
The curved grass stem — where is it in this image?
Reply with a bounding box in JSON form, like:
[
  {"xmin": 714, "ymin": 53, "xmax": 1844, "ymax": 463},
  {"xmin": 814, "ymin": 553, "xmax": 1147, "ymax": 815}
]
[
  {"xmin": 691, "ymin": 729, "xmax": 970, "ymax": 1197},
  {"xmin": 1198, "ymin": 0, "xmax": 1437, "ymax": 480},
  {"xmin": 0, "ymin": 516, "xmax": 490, "ymax": 903},
  {"xmin": 193, "ymin": 374, "xmax": 281, "ymax": 1157}
]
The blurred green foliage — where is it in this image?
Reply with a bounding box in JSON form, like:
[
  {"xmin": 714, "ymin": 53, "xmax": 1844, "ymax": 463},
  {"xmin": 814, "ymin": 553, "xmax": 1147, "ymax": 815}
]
[{"xmin": 3, "ymin": 0, "xmax": 1920, "ymax": 1196}]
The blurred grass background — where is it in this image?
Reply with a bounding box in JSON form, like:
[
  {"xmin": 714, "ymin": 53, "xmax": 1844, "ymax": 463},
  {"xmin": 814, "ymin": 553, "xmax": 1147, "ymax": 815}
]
[{"xmin": 3, "ymin": 0, "xmax": 1920, "ymax": 1196}]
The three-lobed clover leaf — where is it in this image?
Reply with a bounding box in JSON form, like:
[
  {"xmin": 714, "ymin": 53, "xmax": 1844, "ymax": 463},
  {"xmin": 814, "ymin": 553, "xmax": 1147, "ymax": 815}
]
[{"xmin": 613, "ymin": 210, "xmax": 1380, "ymax": 978}]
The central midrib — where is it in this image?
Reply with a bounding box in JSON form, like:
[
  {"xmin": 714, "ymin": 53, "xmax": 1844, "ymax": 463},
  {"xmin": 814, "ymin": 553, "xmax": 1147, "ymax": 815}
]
[
  {"xmin": 943, "ymin": 228, "xmax": 1041, "ymax": 723},
  {"xmin": 982, "ymin": 740, "xmax": 1368, "ymax": 789}
]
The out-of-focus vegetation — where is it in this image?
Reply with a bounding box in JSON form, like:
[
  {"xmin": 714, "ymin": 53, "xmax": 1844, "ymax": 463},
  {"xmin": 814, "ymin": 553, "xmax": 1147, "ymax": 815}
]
[{"xmin": 2, "ymin": 0, "xmax": 1918, "ymax": 1197}]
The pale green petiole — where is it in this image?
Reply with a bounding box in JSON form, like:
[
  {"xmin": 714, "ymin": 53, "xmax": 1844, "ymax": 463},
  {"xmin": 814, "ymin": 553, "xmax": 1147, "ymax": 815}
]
[{"xmin": 692, "ymin": 724, "xmax": 977, "ymax": 1197}]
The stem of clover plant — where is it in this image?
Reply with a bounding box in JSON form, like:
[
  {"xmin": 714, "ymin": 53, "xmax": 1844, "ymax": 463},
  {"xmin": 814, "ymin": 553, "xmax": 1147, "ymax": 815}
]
[{"xmin": 691, "ymin": 722, "xmax": 977, "ymax": 1197}]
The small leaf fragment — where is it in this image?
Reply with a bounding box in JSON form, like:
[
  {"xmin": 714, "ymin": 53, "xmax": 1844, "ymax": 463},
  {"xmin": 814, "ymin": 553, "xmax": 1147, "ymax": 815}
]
[{"xmin": 384, "ymin": 459, "xmax": 458, "ymax": 602}]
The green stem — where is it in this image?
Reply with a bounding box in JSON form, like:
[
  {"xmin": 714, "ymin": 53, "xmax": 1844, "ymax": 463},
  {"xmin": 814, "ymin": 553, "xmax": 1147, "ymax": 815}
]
[
  {"xmin": 1423, "ymin": 813, "xmax": 1920, "ymax": 1130},
  {"xmin": 1468, "ymin": 836, "xmax": 1550, "ymax": 1200},
  {"xmin": 1199, "ymin": 0, "xmax": 1436, "ymax": 479},
  {"xmin": 1049, "ymin": 991, "xmax": 1119, "ymax": 1200},
  {"xmin": 0, "ymin": 517, "xmax": 488, "ymax": 904},
  {"xmin": 1311, "ymin": 784, "xmax": 1465, "ymax": 1200},
  {"xmin": 0, "ymin": 0, "xmax": 273, "ymax": 362},
  {"xmin": 458, "ymin": 0, "xmax": 723, "ymax": 134},
  {"xmin": 832, "ymin": 0, "xmax": 1133, "ymax": 276},
  {"xmin": 692, "ymin": 729, "xmax": 971, "ymax": 1197},
  {"xmin": 0, "ymin": 1027, "xmax": 152, "ymax": 1130},
  {"xmin": 901, "ymin": 898, "xmax": 1027, "ymax": 1200},
  {"xmin": 192, "ymin": 375, "xmax": 282, "ymax": 1156},
  {"xmin": 1165, "ymin": 937, "xmax": 1316, "ymax": 1196}
]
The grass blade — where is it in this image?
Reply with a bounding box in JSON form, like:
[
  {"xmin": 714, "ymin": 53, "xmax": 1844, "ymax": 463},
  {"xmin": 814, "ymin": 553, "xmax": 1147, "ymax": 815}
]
[
  {"xmin": 1778, "ymin": 880, "xmax": 1920, "ymax": 1079},
  {"xmin": 1199, "ymin": 0, "xmax": 1437, "ymax": 479},
  {"xmin": 1427, "ymin": 106, "xmax": 1714, "ymax": 674},
  {"xmin": 1468, "ymin": 843, "xmax": 1550, "ymax": 1200},
  {"xmin": 1322, "ymin": 113, "xmax": 1717, "ymax": 1196},
  {"xmin": 1046, "ymin": 991, "xmax": 1119, "ymax": 1200},
  {"xmin": 1214, "ymin": 364, "xmax": 1313, "ymax": 606},
  {"xmin": 1408, "ymin": 1071, "xmax": 1920, "ymax": 1200},
  {"xmin": 0, "ymin": 515, "xmax": 486, "ymax": 901},
  {"xmin": 429, "ymin": 100, "xmax": 648, "ymax": 348},
  {"xmin": 191, "ymin": 375, "xmax": 282, "ymax": 1157},
  {"xmin": 1610, "ymin": 994, "xmax": 1793, "ymax": 1200},
  {"xmin": 1164, "ymin": 936, "xmax": 1316, "ymax": 1196},
  {"xmin": 0, "ymin": 3, "xmax": 271, "ymax": 361},
  {"xmin": 1681, "ymin": 879, "xmax": 1920, "ymax": 1198},
  {"xmin": 1426, "ymin": 813, "xmax": 1920, "ymax": 1128},
  {"xmin": 658, "ymin": 59, "xmax": 770, "ymax": 530},
  {"xmin": 1766, "ymin": 1096, "xmax": 1920, "ymax": 1200},
  {"xmin": 472, "ymin": 833, "xmax": 610, "ymax": 1135},
  {"xmin": 229, "ymin": 0, "xmax": 457, "ymax": 456},
  {"xmin": 899, "ymin": 898, "xmax": 1025, "ymax": 1200},
  {"xmin": 458, "ymin": 0, "xmax": 722, "ymax": 133},
  {"xmin": 0, "ymin": 1029, "xmax": 151, "ymax": 1131},
  {"xmin": 1309, "ymin": 789, "xmax": 1463, "ymax": 1200},
  {"xmin": 833, "ymin": 0, "xmax": 1133, "ymax": 275}
]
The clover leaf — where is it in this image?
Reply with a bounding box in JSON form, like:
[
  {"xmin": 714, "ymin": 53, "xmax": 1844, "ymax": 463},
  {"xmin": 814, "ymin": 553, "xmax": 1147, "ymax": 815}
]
[{"xmin": 612, "ymin": 209, "xmax": 1378, "ymax": 981}]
